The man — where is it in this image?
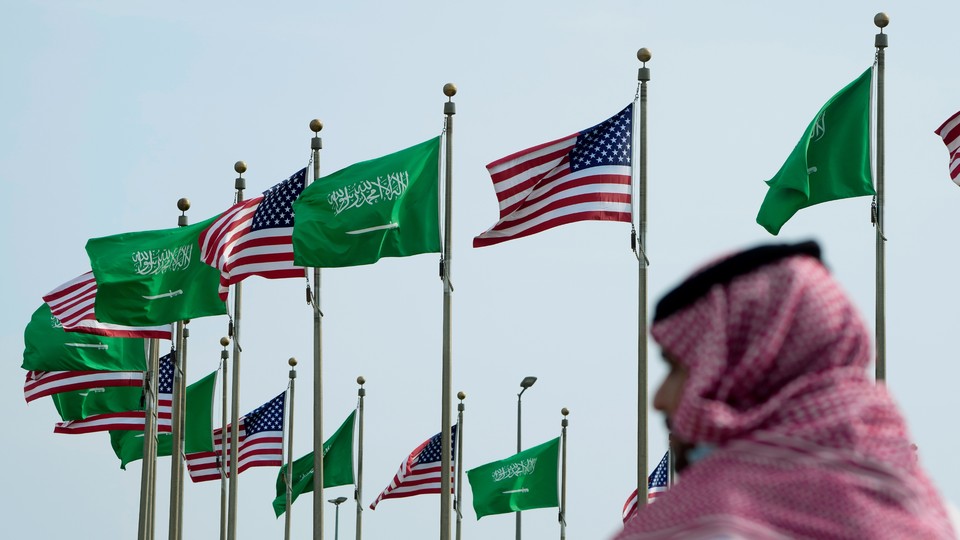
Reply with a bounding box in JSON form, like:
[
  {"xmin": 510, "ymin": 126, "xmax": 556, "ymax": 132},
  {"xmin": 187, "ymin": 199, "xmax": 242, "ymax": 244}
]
[{"xmin": 617, "ymin": 241, "xmax": 955, "ymax": 539}]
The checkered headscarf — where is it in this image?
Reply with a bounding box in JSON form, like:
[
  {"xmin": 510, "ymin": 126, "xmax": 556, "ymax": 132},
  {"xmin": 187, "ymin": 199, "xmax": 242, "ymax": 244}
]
[{"xmin": 616, "ymin": 242, "xmax": 954, "ymax": 539}]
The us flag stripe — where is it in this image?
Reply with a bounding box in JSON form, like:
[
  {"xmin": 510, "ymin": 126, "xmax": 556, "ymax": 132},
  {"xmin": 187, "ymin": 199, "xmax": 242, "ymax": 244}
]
[
  {"xmin": 935, "ymin": 111, "xmax": 960, "ymax": 186},
  {"xmin": 24, "ymin": 370, "xmax": 143, "ymax": 403}
]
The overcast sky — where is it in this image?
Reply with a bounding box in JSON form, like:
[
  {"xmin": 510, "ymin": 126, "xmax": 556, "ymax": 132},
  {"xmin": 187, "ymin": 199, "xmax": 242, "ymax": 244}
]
[{"xmin": 5, "ymin": 1, "xmax": 960, "ymax": 538}]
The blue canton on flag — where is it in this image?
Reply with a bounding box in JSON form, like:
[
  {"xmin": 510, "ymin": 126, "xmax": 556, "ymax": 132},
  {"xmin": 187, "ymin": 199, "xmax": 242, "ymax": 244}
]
[
  {"xmin": 198, "ymin": 168, "xmax": 308, "ymax": 300},
  {"xmin": 158, "ymin": 353, "xmax": 175, "ymax": 394},
  {"xmin": 570, "ymin": 105, "xmax": 632, "ymax": 172},
  {"xmin": 649, "ymin": 451, "xmax": 668, "ymax": 492},
  {"xmin": 622, "ymin": 451, "xmax": 670, "ymax": 524},
  {"xmin": 251, "ymin": 169, "xmax": 306, "ymax": 231},
  {"xmin": 244, "ymin": 392, "xmax": 285, "ymax": 435},
  {"xmin": 416, "ymin": 425, "xmax": 457, "ymax": 465}
]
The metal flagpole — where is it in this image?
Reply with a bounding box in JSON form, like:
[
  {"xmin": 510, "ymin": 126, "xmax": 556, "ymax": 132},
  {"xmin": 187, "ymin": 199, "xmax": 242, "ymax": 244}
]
[
  {"xmin": 169, "ymin": 199, "xmax": 191, "ymax": 540},
  {"xmin": 176, "ymin": 321, "xmax": 190, "ymax": 540},
  {"xmin": 308, "ymin": 118, "xmax": 326, "ymax": 540},
  {"xmin": 873, "ymin": 13, "xmax": 889, "ymax": 382},
  {"xmin": 138, "ymin": 338, "xmax": 160, "ymax": 540},
  {"xmin": 147, "ymin": 337, "xmax": 160, "ymax": 540},
  {"xmin": 285, "ymin": 358, "xmax": 298, "ymax": 540},
  {"xmin": 440, "ymin": 82, "xmax": 457, "ymax": 540},
  {"xmin": 355, "ymin": 377, "xmax": 366, "ymax": 540},
  {"xmin": 454, "ymin": 391, "xmax": 465, "ymax": 540},
  {"xmin": 227, "ymin": 160, "xmax": 246, "ymax": 540},
  {"xmin": 218, "ymin": 337, "xmax": 230, "ymax": 540},
  {"xmin": 636, "ymin": 47, "xmax": 652, "ymax": 507},
  {"xmin": 559, "ymin": 408, "xmax": 569, "ymax": 540}
]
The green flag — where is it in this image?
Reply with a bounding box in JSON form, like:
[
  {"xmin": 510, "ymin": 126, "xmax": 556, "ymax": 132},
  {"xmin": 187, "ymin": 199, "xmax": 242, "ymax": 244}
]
[
  {"xmin": 53, "ymin": 385, "xmax": 144, "ymax": 421},
  {"xmin": 272, "ymin": 410, "xmax": 356, "ymax": 517},
  {"xmin": 86, "ymin": 216, "xmax": 227, "ymax": 326},
  {"xmin": 756, "ymin": 68, "xmax": 875, "ymax": 235},
  {"xmin": 292, "ymin": 137, "xmax": 441, "ymax": 268},
  {"xmin": 22, "ymin": 304, "xmax": 148, "ymax": 372},
  {"xmin": 183, "ymin": 369, "xmax": 218, "ymax": 454},
  {"xmin": 466, "ymin": 437, "xmax": 560, "ymax": 519},
  {"xmin": 109, "ymin": 369, "xmax": 217, "ymax": 469}
]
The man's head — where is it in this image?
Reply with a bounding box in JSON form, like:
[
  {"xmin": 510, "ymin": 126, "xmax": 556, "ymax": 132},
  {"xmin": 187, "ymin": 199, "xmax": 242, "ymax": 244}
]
[{"xmin": 649, "ymin": 241, "xmax": 872, "ymax": 449}]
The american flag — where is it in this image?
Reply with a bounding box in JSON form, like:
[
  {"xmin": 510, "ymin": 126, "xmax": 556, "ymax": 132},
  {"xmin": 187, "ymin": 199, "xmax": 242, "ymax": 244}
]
[
  {"xmin": 43, "ymin": 272, "xmax": 173, "ymax": 339},
  {"xmin": 198, "ymin": 169, "xmax": 307, "ymax": 300},
  {"xmin": 53, "ymin": 353, "xmax": 174, "ymax": 434},
  {"xmin": 24, "ymin": 369, "xmax": 143, "ymax": 403},
  {"xmin": 473, "ymin": 104, "xmax": 633, "ymax": 247},
  {"xmin": 369, "ymin": 425, "xmax": 456, "ymax": 510},
  {"xmin": 622, "ymin": 451, "xmax": 669, "ymax": 524},
  {"xmin": 935, "ymin": 111, "xmax": 960, "ymax": 186},
  {"xmin": 184, "ymin": 392, "xmax": 285, "ymax": 482}
]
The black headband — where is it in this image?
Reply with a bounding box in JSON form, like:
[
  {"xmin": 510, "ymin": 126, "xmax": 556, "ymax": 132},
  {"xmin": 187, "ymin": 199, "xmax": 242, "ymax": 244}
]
[{"xmin": 653, "ymin": 241, "xmax": 823, "ymax": 323}]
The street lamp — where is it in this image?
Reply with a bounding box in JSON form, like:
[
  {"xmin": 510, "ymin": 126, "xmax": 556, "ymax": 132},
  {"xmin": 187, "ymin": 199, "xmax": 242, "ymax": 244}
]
[
  {"xmin": 328, "ymin": 496, "xmax": 348, "ymax": 540},
  {"xmin": 517, "ymin": 376, "xmax": 537, "ymax": 540}
]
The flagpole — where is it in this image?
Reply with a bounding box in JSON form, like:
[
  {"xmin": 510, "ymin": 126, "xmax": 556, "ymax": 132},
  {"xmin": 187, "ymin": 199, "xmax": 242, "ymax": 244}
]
[
  {"xmin": 138, "ymin": 338, "xmax": 160, "ymax": 540},
  {"xmin": 873, "ymin": 13, "xmax": 888, "ymax": 382},
  {"xmin": 176, "ymin": 320, "xmax": 189, "ymax": 540},
  {"xmin": 227, "ymin": 160, "xmax": 246, "ymax": 540},
  {"xmin": 285, "ymin": 358, "xmax": 298, "ymax": 540},
  {"xmin": 218, "ymin": 337, "xmax": 230, "ymax": 540},
  {"xmin": 169, "ymin": 199, "xmax": 191, "ymax": 540},
  {"xmin": 308, "ymin": 118, "xmax": 326, "ymax": 540},
  {"xmin": 636, "ymin": 47, "xmax": 652, "ymax": 506},
  {"xmin": 440, "ymin": 82, "xmax": 457, "ymax": 540},
  {"xmin": 147, "ymin": 339, "xmax": 160, "ymax": 540},
  {"xmin": 559, "ymin": 408, "xmax": 569, "ymax": 540},
  {"xmin": 455, "ymin": 391, "xmax": 465, "ymax": 540},
  {"xmin": 356, "ymin": 376, "xmax": 366, "ymax": 540}
]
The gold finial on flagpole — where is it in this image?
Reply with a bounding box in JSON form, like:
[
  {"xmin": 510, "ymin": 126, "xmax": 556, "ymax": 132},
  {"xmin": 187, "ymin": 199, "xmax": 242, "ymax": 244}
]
[{"xmin": 874, "ymin": 12, "xmax": 889, "ymax": 30}]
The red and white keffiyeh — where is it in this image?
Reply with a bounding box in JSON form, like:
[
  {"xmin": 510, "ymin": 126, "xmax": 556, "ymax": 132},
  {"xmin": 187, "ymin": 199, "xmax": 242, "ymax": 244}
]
[{"xmin": 617, "ymin": 244, "xmax": 955, "ymax": 540}]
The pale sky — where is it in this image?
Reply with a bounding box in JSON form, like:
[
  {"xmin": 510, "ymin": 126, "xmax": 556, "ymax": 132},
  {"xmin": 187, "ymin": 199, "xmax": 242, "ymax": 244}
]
[{"xmin": 4, "ymin": 1, "xmax": 960, "ymax": 539}]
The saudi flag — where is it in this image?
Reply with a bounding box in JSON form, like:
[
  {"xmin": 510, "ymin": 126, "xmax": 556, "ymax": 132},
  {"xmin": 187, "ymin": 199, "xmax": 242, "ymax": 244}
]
[
  {"xmin": 292, "ymin": 137, "xmax": 441, "ymax": 268},
  {"xmin": 86, "ymin": 216, "xmax": 227, "ymax": 326},
  {"xmin": 756, "ymin": 68, "xmax": 875, "ymax": 235},
  {"xmin": 109, "ymin": 369, "xmax": 217, "ymax": 469},
  {"xmin": 272, "ymin": 410, "xmax": 355, "ymax": 517},
  {"xmin": 466, "ymin": 437, "xmax": 560, "ymax": 519},
  {"xmin": 22, "ymin": 304, "xmax": 148, "ymax": 372}
]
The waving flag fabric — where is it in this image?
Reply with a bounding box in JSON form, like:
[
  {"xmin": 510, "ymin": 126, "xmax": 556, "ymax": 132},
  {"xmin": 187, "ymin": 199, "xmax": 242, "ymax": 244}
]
[
  {"xmin": 466, "ymin": 436, "xmax": 560, "ymax": 519},
  {"xmin": 935, "ymin": 110, "xmax": 960, "ymax": 186},
  {"xmin": 292, "ymin": 138, "xmax": 441, "ymax": 268},
  {"xmin": 53, "ymin": 353, "xmax": 174, "ymax": 434},
  {"xmin": 43, "ymin": 272, "xmax": 173, "ymax": 339},
  {"xmin": 185, "ymin": 392, "xmax": 285, "ymax": 481},
  {"xmin": 107, "ymin": 369, "xmax": 217, "ymax": 469},
  {"xmin": 198, "ymin": 169, "xmax": 307, "ymax": 300},
  {"xmin": 369, "ymin": 425, "xmax": 456, "ymax": 510},
  {"xmin": 474, "ymin": 105, "xmax": 633, "ymax": 247},
  {"xmin": 24, "ymin": 369, "xmax": 143, "ymax": 403},
  {"xmin": 86, "ymin": 216, "xmax": 227, "ymax": 326},
  {"xmin": 273, "ymin": 410, "xmax": 356, "ymax": 517},
  {"xmin": 756, "ymin": 68, "xmax": 875, "ymax": 235},
  {"xmin": 22, "ymin": 304, "xmax": 148, "ymax": 372},
  {"xmin": 621, "ymin": 451, "xmax": 669, "ymax": 524}
]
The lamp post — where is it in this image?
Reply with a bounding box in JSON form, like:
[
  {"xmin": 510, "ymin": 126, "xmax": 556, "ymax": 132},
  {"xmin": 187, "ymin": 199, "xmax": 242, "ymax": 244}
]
[
  {"xmin": 328, "ymin": 496, "xmax": 348, "ymax": 540},
  {"xmin": 516, "ymin": 376, "xmax": 537, "ymax": 540}
]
